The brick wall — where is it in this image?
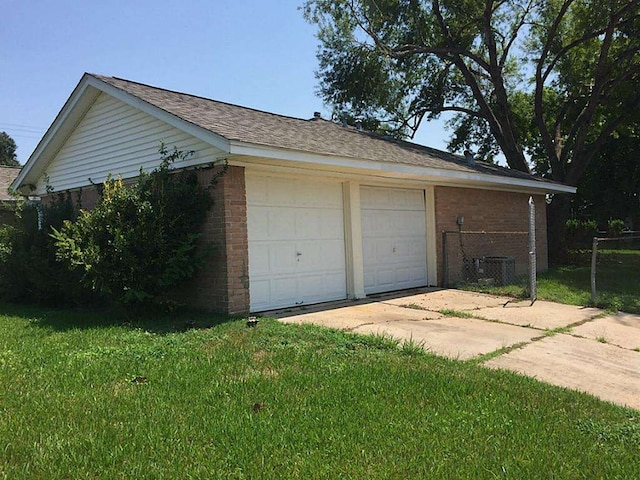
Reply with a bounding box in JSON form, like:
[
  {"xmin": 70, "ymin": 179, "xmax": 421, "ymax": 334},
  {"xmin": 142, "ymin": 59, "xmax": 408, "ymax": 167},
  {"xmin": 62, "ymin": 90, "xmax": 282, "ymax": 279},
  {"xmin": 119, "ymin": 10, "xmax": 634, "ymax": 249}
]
[
  {"xmin": 177, "ymin": 165, "xmax": 249, "ymax": 315},
  {"xmin": 434, "ymin": 186, "xmax": 548, "ymax": 285}
]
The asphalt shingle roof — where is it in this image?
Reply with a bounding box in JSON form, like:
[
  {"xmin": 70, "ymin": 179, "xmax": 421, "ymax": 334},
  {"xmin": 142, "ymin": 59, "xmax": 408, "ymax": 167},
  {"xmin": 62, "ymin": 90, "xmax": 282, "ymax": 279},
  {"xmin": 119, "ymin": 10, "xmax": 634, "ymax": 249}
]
[{"xmin": 92, "ymin": 74, "xmax": 551, "ymax": 185}]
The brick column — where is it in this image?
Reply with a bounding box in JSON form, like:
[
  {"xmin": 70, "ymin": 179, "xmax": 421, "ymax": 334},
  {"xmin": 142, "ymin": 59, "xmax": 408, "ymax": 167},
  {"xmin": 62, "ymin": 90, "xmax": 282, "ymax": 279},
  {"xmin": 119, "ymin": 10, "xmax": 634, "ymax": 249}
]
[{"xmin": 186, "ymin": 165, "xmax": 249, "ymax": 314}]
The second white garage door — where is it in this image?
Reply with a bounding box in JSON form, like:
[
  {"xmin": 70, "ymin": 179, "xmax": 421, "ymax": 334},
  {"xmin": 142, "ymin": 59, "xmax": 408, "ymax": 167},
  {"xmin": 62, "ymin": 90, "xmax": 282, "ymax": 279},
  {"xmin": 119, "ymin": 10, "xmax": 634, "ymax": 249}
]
[
  {"xmin": 361, "ymin": 186, "xmax": 428, "ymax": 294},
  {"xmin": 246, "ymin": 175, "xmax": 347, "ymax": 311}
]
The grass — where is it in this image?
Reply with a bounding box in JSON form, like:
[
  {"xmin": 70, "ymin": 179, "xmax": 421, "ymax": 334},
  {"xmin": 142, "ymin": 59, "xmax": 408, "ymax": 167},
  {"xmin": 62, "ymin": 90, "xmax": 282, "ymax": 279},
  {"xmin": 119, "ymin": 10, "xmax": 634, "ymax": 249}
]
[
  {"xmin": 438, "ymin": 308, "xmax": 475, "ymax": 318},
  {"xmin": 465, "ymin": 248, "xmax": 640, "ymax": 314},
  {"xmin": 1, "ymin": 304, "xmax": 639, "ymax": 478}
]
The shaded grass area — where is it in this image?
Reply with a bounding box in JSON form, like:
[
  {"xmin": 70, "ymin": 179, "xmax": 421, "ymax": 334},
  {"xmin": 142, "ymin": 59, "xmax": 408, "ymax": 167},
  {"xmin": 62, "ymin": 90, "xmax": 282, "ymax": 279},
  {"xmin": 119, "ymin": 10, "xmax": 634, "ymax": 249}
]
[
  {"xmin": 465, "ymin": 249, "xmax": 640, "ymax": 314},
  {"xmin": 1, "ymin": 305, "xmax": 639, "ymax": 478}
]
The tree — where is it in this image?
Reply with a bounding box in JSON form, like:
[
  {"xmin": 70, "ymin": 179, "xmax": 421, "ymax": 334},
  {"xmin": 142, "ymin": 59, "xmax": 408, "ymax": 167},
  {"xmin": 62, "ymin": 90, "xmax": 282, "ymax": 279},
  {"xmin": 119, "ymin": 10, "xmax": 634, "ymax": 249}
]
[
  {"xmin": 572, "ymin": 132, "xmax": 640, "ymax": 229},
  {"xmin": 304, "ymin": 0, "xmax": 640, "ymax": 262},
  {"xmin": 0, "ymin": 132, "xmax": 20, "ymax": 166}
]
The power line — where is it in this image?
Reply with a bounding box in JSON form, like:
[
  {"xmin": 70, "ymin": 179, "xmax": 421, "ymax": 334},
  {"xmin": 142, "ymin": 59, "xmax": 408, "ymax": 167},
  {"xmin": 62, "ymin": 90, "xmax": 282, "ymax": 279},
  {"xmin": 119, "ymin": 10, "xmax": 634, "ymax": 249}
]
[{"xmin": 0, "ymin": 122, "xmax": 46, "ymax": 131}]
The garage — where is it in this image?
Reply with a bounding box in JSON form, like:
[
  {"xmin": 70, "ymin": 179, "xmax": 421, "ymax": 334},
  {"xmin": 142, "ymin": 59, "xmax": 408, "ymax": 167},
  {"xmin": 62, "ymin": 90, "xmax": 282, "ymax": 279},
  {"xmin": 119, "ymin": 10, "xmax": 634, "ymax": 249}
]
[
  {"xmin": 246, "ymin": 175, "xmax": 347, "ymax": 311},
  {"xmin": 361, "ymin": 186, "xmax": 428, "ymax": 294}
]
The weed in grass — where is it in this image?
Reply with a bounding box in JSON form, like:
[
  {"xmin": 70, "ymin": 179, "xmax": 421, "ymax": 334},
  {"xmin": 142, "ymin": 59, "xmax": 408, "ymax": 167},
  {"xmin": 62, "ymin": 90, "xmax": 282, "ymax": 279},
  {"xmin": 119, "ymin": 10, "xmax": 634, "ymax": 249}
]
[
  {"xmin": 400, "ymin": 337, "xmax": 426, "ymax": 356},
  {"xmin": 578, "ymin": 418, "xmax": 640, "ymax": 447},
  {"xmin": 359, "ymin": 332, "xmax": 399, "ymax": 351},
  {"xmin": 544, "ymin": 326, "xmax": 573, "ymax": 337},
  {"xmin": 470, "ymin": 341, "xmax": 532, "ymax": 364},
  {"xmin": 399, "ymin": 303, "xmax": 427, "ymax": 311},
  {"xmin": 439, "ymin": 308, "xmax": 475, "ymax": 318}
]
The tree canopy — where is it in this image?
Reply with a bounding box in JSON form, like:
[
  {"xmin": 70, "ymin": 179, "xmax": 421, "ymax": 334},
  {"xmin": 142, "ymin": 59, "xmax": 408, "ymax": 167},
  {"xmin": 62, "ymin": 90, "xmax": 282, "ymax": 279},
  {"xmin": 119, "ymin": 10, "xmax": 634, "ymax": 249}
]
[
  {"xmin": 304, "ymin": 0, "xmax": 640, "ymax": 259},
  {"xmin": 0, "ymin": 132, "xmax": 20, "ymax": 167}
]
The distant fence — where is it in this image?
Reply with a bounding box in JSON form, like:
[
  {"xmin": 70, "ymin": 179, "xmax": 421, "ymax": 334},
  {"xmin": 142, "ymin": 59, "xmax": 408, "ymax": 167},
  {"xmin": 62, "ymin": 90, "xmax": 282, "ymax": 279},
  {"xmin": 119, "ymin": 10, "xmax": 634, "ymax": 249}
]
[
  {"xmin": 442, "ymin": 230, "xmax": 531, "ymax": 290},
  {"xmin": 590, "ymin": 234, "xmax": 640, "ymax": 304}
]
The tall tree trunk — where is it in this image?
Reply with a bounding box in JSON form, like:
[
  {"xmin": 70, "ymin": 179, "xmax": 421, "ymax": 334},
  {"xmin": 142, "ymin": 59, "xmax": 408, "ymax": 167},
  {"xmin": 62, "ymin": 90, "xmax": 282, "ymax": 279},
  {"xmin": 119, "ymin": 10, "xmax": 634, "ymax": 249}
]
[{"xmin": 547, "ymin": 194, "xmax": 572, "ymax": 265}]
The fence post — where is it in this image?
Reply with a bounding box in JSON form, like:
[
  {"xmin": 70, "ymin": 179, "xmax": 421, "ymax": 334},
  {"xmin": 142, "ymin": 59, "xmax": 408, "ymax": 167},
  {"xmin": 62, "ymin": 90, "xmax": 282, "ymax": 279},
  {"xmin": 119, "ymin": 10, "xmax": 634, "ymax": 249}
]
[
  {"xmin": 528, "ymin": 197, "xmax": 537, "ymax": 304},
  {"xmin": 590, "ymin": 237, "xmax": 599, "ymax": 305}
]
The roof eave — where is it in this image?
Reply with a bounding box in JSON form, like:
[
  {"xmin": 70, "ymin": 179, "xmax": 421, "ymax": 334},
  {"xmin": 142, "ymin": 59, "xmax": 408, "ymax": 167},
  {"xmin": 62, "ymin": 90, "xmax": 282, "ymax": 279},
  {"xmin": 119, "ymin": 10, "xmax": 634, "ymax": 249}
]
[
  {"xmin": 228, "ymin": 140, "xmax": 576, "ymax": 195},
  {"xmin": 13, "ymin": 74, "xmax": 101, "ymax": 194}
]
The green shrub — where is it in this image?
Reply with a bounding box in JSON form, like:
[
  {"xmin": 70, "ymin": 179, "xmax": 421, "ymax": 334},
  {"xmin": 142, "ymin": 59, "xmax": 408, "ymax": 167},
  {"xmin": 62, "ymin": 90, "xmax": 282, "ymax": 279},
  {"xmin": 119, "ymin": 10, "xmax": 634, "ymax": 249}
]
[
  {"xmin": 565, "ymin": 218, "xmax": 598, "ymax": 248},
  {"xmin": 0, "ymin": 193, "xmax": 89, "ymax": 306},
  {"xmin": 52, "ymin": 146, "xmax": 221, "ymax": 308},
  {"xmin": 607, "ymin": 218, "xmax": 625, "ymax": 237}
]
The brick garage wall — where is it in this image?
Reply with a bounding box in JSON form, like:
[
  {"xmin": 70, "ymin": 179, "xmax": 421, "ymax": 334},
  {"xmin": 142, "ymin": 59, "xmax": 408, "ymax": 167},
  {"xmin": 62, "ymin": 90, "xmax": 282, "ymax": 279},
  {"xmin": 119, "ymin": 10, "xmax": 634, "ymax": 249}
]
[
  {"xmin": 180, "ymin": 165, "xmax": 249, "ymax": 315},
  {"xmin": 41, "ymin": 165, "xmax": 250, "ymax": 315},
  {"xmin": 434, "ymin": 186, "xmax": 548, "ymax": 285},
  {"xmin": 40, "ymin": 186, "xmax": 99, "ymax": 210}
]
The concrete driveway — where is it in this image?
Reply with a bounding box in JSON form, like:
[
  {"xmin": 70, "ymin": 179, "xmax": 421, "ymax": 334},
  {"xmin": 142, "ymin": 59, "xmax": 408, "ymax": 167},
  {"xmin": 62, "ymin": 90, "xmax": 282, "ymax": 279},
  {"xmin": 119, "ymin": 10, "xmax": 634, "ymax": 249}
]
[{"xmin": 272, "ymin": 289, "xmax": 640, "ymax": 410}]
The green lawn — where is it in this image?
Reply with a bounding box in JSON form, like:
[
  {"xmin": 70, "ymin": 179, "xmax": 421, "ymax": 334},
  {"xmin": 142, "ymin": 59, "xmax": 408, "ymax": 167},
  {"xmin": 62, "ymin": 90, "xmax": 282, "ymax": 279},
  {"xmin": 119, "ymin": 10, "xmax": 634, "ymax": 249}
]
[
  {"xmin": 467, "ymin": 249, "xmax": 640, "ymax": 314},
  {"xmin": 1, "ymin": 305, "xmax": 639, "ymax": 478}
]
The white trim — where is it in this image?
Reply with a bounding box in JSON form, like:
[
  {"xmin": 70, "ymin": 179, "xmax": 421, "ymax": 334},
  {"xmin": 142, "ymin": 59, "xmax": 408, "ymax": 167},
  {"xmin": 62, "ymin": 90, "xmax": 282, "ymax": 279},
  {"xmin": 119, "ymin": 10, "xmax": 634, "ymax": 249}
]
[
  {"xmin": 13, "ymin": 80, "xmax": 101, "ymax": 193},
  {"xmin": 425, "ymin": 186, "xmax": 438, "ymax": 286},
  {"xmin": 228, "ymin": 156, "xmax": 575, "ymax": 195},
  {"xmin": 343, "ymin": 181, "xmax": 365, "ymax": 299}
]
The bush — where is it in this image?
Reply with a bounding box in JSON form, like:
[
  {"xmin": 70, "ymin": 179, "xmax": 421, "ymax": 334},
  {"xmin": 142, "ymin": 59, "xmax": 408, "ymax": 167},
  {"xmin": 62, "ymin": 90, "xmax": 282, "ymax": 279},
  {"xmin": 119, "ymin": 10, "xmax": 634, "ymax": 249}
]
[
  {"xmin": 0, "ymin": 193, "xmax": 90, "ymax": 306},
  {"xmin": 565, "ymin": 219, "xmax": 598, "ymax": 248},
  {"xmin": 607, "ymin": 218, "xmax": 626, "ymax": 237},
  {"xmin": 52, "ymin": 145, "xmax": 220, "ymax": 308}
]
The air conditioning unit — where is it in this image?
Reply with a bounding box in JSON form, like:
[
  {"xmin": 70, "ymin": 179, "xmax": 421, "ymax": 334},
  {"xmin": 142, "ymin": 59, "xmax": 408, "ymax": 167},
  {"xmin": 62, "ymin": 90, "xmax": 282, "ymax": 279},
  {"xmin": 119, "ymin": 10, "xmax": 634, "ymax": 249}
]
[{"xmin": 483, "ymin": 256, "xmax": 516, "ymax": 286}]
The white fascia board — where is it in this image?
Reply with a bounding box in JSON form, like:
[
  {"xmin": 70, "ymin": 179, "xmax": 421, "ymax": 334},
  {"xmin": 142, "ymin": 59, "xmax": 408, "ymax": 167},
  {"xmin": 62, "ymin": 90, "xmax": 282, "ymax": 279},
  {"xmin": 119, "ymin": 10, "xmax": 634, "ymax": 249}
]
[
  {"xmin": 228, "ymin": 141, "xmax": 576, "ymax": 195},
  {"xmin": 13, "ymin": 76, "xmax": 101, "ymax": 193},
  {"xmin": 87, "ymin": 76, "xmax": 231, "ymax": 153},
  {"xmin": 13, "ymin": 74, "xmax": 232, "ymax": 194}
]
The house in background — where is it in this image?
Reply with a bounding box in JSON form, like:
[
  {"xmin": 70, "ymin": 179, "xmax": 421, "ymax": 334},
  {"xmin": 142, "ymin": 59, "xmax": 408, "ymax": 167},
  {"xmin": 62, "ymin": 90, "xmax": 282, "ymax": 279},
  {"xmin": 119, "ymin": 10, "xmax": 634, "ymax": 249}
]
[
  {"xmin": 12, "ymin": 74, "xmax": 575, "ymax": 314},
  {"xmin": 0, "ymin": 166, "xmax": 21, "ymax": 225}
]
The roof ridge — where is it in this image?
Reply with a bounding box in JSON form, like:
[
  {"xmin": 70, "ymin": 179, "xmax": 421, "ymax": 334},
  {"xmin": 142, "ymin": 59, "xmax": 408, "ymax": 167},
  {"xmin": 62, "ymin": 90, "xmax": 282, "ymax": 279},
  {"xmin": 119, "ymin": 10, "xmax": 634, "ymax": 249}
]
[{"xmin": 90, "ymin": 73, "xmax": 325, "ymax": 125}]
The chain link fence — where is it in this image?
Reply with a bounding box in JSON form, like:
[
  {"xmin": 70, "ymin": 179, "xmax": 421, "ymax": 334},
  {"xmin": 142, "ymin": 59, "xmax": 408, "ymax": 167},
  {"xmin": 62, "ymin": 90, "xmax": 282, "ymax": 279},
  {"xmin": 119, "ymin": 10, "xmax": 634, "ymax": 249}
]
[
  {"xmin": 442, "ymin": 230, "xmax": 532, "ymax": 290},
  {"xmin": 589, "ymin": 233, "xmax": 640, "ymax": 306}
]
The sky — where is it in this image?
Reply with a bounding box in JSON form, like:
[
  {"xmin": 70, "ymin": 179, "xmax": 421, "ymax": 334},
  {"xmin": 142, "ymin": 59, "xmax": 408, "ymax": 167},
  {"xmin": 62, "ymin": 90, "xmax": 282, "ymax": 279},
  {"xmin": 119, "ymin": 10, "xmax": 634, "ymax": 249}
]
[{"xmin": 1, "ymin": 0, "xmax": 449, "ymax": 165}]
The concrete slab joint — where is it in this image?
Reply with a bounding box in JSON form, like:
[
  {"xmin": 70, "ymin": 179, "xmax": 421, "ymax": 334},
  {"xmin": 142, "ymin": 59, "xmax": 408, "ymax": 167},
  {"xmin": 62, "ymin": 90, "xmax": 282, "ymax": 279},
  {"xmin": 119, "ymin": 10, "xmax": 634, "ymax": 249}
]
[{"xmin": 277, "ymin": 288, "xmax": 640, "ymax": 410}]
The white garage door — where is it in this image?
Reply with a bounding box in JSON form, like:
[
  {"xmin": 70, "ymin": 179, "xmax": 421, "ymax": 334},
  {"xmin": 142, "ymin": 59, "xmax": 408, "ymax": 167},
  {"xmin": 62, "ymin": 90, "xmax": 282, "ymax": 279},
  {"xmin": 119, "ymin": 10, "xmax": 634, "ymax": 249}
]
[
  {"xmin": 246, "ymin": 175, "xmax": 347, "ymax": 311},
  {"xmin": 361, "ymin": 186, "xmax": 427, "ymax": 294}
]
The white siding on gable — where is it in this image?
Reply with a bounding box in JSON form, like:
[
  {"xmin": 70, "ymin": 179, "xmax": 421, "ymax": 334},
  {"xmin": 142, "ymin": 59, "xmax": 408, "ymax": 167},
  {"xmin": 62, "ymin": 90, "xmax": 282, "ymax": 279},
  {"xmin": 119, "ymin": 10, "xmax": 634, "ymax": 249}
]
[{"xmin": 36, "ymin": 93, "xmax": 226, "ymax": 194}]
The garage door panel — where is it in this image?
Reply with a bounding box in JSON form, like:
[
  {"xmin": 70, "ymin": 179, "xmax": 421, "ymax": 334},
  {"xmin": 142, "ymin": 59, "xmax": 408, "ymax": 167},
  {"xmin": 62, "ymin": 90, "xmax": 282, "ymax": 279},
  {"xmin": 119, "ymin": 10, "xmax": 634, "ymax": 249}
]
[
  {"xmin": 247, "ymin": 208, "xmax": 269, "ymax": 241},
  {"xmin": 247, "ymin": 175, "xmax": 347, "ymax": 311},
  {"xmin": 249, "ymin": 244, "xmax": 270, "ymax": 274},
  {"xmin": 269, "ymin": 208, "xmax": 296, "ymax": 239},
  {"xmin": 249, "ymin": 280, "xmax": 272, "ymax": 312},
  {"xmin": 362, "ymin": 186, "xmax": 427, "ymax": 295},
  {"xmin": 270, "ymin": 277, "xmax": 298, "ymax": 306},
  {"xmin": 269, "ymin": 243, "xmax": 297, "ymax": 272}
]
